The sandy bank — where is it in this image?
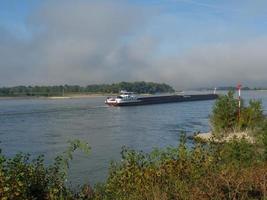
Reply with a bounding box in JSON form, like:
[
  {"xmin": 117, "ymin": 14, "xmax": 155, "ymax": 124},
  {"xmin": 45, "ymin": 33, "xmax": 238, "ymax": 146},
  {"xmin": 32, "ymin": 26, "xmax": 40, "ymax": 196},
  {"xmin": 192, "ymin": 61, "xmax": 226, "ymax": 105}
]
[
  {"xmin": 48, "ymin": 96, "xmax": 71, "ymax": 99},
  {"xmin": 64, "ymin": 94, "xmax": 107, "ymax": 98}
]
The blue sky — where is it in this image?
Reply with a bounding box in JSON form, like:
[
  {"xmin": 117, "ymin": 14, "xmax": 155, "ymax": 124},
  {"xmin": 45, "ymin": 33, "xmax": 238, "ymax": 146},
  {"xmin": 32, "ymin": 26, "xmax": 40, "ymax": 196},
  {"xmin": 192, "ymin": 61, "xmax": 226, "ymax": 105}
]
[
  {"xmin": 0, "ymin": 1, "xmax": 39, "ymax": 38},
  {"xmin": 1, "ymin": 0, "xmax": 267, "ymax": 88},
  {"xmin": 2, "ymin": 0, "xmax": 267, "ymax": 45}
]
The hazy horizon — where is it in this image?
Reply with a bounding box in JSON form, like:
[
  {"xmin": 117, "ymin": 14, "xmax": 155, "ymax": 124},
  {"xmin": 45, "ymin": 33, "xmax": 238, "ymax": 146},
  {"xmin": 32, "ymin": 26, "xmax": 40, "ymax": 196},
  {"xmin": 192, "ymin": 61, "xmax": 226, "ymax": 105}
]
[{"xmin": 1, "ymin": 0, "xmax": 267, "ymax": 90}]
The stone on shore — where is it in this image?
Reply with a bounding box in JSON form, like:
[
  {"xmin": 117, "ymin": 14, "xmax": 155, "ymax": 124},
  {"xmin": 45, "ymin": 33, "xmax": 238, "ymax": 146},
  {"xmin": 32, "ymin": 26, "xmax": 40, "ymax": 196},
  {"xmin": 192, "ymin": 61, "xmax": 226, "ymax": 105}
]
[{"xmin": 194, "ymin": 131, "xmax": 255, "ymax": 143}]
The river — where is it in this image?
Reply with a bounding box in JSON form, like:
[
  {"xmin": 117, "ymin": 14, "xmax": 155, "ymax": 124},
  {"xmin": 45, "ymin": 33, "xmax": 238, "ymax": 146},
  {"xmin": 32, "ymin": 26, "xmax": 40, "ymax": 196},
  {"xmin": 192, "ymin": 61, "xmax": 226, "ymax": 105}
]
[{"xmin": 0, "ymin": 90, "xmax": 267, "ymax": 186}]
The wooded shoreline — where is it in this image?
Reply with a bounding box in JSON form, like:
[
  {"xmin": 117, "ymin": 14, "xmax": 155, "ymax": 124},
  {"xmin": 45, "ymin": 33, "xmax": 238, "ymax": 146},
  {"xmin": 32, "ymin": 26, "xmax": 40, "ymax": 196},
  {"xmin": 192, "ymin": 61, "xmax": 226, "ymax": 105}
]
[{"xmin": 0, "ymin": 82, "xmax": 175, "ymax": 97}]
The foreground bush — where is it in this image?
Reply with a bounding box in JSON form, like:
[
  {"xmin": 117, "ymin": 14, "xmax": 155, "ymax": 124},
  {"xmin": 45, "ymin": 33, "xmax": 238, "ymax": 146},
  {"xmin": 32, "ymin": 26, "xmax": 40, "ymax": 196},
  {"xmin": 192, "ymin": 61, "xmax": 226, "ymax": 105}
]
[
  {"xmin": 93, "ymin": 136, "xmax": 267, "ymax": 200},
  {"xmin": 1, "ymin": 132, "xmax": 267, "ymax": 199},
  {"xmin": 0, "ymin": 140, "xmax": 90, "ymax": 200}
]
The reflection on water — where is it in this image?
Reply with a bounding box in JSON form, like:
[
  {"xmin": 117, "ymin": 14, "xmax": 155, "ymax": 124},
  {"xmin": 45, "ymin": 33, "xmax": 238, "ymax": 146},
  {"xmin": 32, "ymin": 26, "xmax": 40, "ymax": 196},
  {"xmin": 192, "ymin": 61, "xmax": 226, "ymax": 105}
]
[{"xmin": 0, "ymin": 91, "xmax": 267, "ymax": 185}]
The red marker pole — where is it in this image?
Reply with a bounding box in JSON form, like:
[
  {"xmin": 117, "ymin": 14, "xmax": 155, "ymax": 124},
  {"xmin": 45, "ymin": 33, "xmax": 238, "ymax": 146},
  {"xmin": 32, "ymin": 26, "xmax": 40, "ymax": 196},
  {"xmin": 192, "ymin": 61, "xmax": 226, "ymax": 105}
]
[{"xmin": 237, "ymin": 84, "xmax": 242, "ymax": 121}]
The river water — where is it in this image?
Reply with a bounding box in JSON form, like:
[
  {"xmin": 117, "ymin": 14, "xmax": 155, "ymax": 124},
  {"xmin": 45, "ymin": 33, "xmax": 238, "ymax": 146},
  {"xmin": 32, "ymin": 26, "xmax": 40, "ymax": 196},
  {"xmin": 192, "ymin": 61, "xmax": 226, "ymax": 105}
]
[{"xmin": 0, "ymin": 91, "xmax": 267, "ymax": 186}]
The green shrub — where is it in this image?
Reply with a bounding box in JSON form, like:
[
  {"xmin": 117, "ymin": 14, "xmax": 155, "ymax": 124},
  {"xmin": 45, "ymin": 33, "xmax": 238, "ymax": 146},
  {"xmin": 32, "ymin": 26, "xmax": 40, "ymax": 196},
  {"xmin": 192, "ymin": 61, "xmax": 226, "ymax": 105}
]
[
  {"xmin": 210, "ymin": 91, "xmax": 265, "ymax": 138},
  {"xmin": 239, "ymin": 99, "xmax": 265, "ymax": 131},
  {"xmin": 254, "ymin": 119, "xmax": 267, "ymax": 161},
  {"xmin": 210, "ymin": 91, "xmax": 239, "ymax": 136},
  {"xmin": 91, "ymin": 135, "xmax": 267, "ymax": 200},
  {"xmin": 2, "ymin": 133, "xmax": 267, "ymax": 199},
  {"xmin": 0, "ymin": 140, "xmax": 90, "ymax": 200}
]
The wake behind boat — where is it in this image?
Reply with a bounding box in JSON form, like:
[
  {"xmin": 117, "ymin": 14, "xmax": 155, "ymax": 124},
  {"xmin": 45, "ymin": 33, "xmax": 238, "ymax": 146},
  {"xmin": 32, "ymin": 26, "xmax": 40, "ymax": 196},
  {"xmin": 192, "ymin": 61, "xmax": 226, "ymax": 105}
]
[{"xmin": 105, "ymin": 90, "xmax": 218, "ymax": 106}]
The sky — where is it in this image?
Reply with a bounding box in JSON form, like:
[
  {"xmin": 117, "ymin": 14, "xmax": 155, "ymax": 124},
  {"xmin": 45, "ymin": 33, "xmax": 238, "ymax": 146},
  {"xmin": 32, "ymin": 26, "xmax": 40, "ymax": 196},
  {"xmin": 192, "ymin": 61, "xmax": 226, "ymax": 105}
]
[{"xmin": 1, "ymin": 0, "xmax": 267, "ymax": 89}]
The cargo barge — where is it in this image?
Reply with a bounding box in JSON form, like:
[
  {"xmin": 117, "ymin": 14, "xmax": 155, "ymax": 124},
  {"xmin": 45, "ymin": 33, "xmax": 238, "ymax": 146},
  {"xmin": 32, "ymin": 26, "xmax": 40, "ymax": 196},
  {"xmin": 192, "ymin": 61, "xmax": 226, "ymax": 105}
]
[{"xmin": 105, "ymin": 91, "xmax": 218, "ymax": 106}]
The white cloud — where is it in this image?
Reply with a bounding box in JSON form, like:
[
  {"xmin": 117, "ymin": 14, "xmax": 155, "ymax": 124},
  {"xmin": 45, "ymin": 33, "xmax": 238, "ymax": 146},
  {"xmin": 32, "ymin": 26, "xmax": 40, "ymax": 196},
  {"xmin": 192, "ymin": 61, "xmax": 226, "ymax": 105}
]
[
  {"xmin": 151, "ymin": 37, "xmax": 267, "ymax": 89},
  {"xmin": 0, "ymin": 0, "xmax": 267, "ymax": 89}
]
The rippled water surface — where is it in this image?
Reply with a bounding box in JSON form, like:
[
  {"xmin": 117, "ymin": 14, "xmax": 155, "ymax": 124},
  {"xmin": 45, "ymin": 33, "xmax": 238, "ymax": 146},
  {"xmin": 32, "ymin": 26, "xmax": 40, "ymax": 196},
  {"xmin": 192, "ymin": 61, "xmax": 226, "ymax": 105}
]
[{"xmin": 0, "ymin": 91, "xmax": 267, "ymax": 185}]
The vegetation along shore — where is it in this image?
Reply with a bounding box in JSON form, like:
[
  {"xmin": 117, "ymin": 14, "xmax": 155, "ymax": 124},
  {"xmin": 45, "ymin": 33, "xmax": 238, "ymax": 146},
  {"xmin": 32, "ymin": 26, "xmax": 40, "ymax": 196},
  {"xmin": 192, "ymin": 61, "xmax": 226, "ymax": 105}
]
[
  {"xmin": 0, "ymin": 82, "xmax": 175, "ymax": 97},
  {"xmin": 194, "ymin": 90, "xmax": 265, "ymax": 144},
  {"xmin": 1, "ymin": 91, "xmax": 267, "ymax": 199}
]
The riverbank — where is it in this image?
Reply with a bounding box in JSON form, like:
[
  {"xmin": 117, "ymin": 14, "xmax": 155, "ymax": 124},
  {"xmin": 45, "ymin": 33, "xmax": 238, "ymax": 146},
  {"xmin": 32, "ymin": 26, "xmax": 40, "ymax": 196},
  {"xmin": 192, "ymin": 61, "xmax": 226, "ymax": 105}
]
[
  {"xmin": 48, "ymin": 93, "xmax": 108, "ymax": 99},
  {"xmin": 0, "ymin": 93, "xmax": 110, "ymax": 100},
  {"xmin": 0, "ymin": 93, "xmax": 160, "ymax": 100}
]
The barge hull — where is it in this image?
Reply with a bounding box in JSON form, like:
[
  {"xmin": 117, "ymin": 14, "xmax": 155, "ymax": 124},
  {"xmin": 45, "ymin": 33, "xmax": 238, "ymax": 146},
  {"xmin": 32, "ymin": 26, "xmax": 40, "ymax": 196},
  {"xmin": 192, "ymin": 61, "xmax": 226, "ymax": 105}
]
[{"xmin": 106, "ymin": 94, "xmax": 218, "ymax": 106}]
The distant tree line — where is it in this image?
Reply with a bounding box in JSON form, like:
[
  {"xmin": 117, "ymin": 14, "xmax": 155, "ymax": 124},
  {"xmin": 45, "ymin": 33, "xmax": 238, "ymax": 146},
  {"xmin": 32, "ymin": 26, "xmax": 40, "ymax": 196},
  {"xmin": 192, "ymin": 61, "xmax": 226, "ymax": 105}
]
[
  {"xmin": 200, "ymin": 86, "xmax": 267, "ymax": 91},
  {"xmin": 0, "ymin": 82, "xmax": 175, "ymax": 97},
  {"xmin": 217, "ymin": 86, "xmax": 251, "ymax": 90}
]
